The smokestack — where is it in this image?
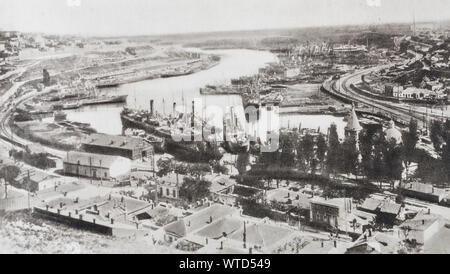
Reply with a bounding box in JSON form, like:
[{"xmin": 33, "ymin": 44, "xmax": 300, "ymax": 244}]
[
  {"xmin": 422, "ymin": 219, "xmax": 425, "ymax": 225},
  {"xmin": 191, "ymin": 100, "xmax": 195, "ymax": 126},
  {"xmin": 150, "ymin": 100, "xmax": 154, "ymax": 117},
  {"xmin": 173, "ymin": 102, "xmax": 177, "ymax": 115},
  {"xmin": 333, "ymin": 240, "xmax": 337, "ymax": 248},
  {"xmin": 191, "ymin": 100, "xmax": 195, "ymax": 141}
]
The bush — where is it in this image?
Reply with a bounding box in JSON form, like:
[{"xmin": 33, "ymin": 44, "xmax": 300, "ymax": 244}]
[{"xmin": 11, "ymin": 150, "xmax": 56, "ymax": 170}]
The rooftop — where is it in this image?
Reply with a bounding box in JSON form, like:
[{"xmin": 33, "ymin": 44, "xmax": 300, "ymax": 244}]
[
  {"xmin": 204, "ymin": 174, "xmax": 237, "ymax": 193},
  {"xmin": 82, "ymin": 133, "xmax": 151, "ymax": 151},
  {"xmin": 229, "ymin": 222, "xmax": 294, "ymax": 248},
  {"xmin": 164, "ymin": 204, "xmax": 239, "ymax": 237},
  {"xmin": 400, "ymin": 181, "xmax": 446, "ymax": 197},
  {"xmin": 400, "ymin": 211, "xmax": 441, "ymax": 232},
  {"xmin": 266, "ymin": 188, "xmax": 311, "ymax": 209},
  {"xmin": 63, "ymin": 151, "xmax": 129, "ymax": 169},
  {"xmin": 195, "ymin": 217, "xmax": 243, "ymax": 239},
  {"xmin": 345, "ymin": 105, "xmax": 362, "ymax": 132}
]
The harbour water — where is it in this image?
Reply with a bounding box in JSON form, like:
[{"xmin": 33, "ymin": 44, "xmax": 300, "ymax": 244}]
[{"xmin": 66, "ymin": 48, "xmax": 346, "ymax": 138}]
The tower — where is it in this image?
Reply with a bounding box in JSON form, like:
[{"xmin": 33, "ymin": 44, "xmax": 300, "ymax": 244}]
[{"xmin": 344, "ymin": 104, "xmax": 362, "ymax": 142}]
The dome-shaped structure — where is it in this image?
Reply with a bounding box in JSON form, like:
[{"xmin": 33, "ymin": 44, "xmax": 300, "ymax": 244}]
[{"xmin": 384, "ymin": 120, "xmax": 403, "ymax": 145}]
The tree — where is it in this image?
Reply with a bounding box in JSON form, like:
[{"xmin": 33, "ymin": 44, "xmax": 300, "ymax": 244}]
[
  {"xmin": 236, "ymin": 153, "xmax": 250, "ymax": 175},
  {"xmin": 402, "ymin": 119, "xmax": 419, "ymax": 179},
  {"xmin": 179, "ymin": 177, "xmax": 211, "ymax": 202},
  {"xmin": 279, "ymin": 132, "xmax": 297, "ymax": 167},
  {"xmin": 0, "ymin": 165, "xmax": 20, "ymax": 199},
  {"xmin": 316, "ymin": 134, "xmax": 327, "ymax": 172},
  {"xmin": 359, "ymin": 128, "xmax": 375, "ymax": 179},
  {"xmin": 385, "ymin": 139, "xmax": 404, "ymax": 189},
  {"xmin": 295, "ymin": 133, "xmax": 313, "ymax": 173},
  {"xmin": 156, "ymin": 158, "xmax": 173, "ymax": 177},
  {"xmin": 372, "ymin": 133, "xmax": 388, "ymax": 183},
  {"xmin": 430, "ymin": 120, "xmax": 444, "ymax": 152},
  {"xmin": 441, "ymin": 133, "xmax": 450, "ymax": 181},
  {"xmin": 341, "ymin": 134, "xmax": 359, "ymax": 177},
  {"xmin": 326, "ymin": 124, "xmax": 341, "ymax": 177}
]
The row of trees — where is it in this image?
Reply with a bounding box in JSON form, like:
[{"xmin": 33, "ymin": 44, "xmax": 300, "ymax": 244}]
[
  {"xmin": 426, "ymin": 119, "xmax": 450, "ymax": 184},
  {"xmin": 252, "ymin": 119, "xmax": 421, "ymax": 186}
]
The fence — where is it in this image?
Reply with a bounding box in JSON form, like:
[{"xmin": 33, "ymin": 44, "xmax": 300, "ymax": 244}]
[{"xmin": 0, "ymin": 196, "xmax": 29, "ymax": 211}]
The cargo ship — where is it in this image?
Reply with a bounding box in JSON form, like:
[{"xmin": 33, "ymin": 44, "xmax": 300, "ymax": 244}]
[
  {"xmin": 223, "ymin": 106, "xmax": 249, "ymax": 153},
  {"xmin": 82, "ymin": 95, "xmax": 128, "ymax": 106},
  {"xmin": 120, "ymin": 100, "xmax": 224, "ymax": 161}
]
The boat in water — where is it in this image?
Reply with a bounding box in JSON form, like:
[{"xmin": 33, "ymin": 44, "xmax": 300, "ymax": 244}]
[
  {"xmin": 161, "ymin": 69, "xmax": 193, "ymax": 78},
  {"xmin": 223, "ymin": 106, "xmax": 249, "ymax": 153},
  {"xmin": 82, "ymin": 95, "xmax": 128, "ymax": 106}
]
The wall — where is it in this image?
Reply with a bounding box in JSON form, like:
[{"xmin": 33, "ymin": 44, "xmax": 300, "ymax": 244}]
[
  {"xmin": 63, "ymin": 163, "xmax": 110, "ymax": 180},
  {"xmin": 33, "ymin": 207, "xmax": 113, "ymax": 235}
]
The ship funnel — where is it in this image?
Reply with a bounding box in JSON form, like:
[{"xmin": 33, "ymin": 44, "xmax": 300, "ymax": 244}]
[{"xmin": 150, "ymin": 100, "xmax": 154, "ymax": 117}]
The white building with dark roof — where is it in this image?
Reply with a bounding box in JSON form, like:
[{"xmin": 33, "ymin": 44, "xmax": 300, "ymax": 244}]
[{"xmin": 63, "ymin": 151, "xmax": 131, "ymax": 180}]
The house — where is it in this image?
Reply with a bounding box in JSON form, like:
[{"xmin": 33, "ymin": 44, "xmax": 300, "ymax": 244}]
[
  {"xmin": 14, "ymin": 169, "xmax": 59, "ymax": 192},
  {"xmin": 204, "ymin": 174, "xmax": 237, "ymax": 206},
  {"xmin": 228, "ymin": 221, "xmax": 294, "ymax": 252},
  {"xmin": 265, "ymin": 188, "xmax": 311, "ymax": 222},
  {"xmin": 359, "ymin": 197, "xmax": 402, "ymax": 225},
  {"xmin": 156, "ymin": 172, "xmax": 186, "ymax": 200},
  {"xmin": 346, "ymin": 232, "xmax": 402, "ymax": 254},
  {"xmin": 63, "ymin": 151, "xmax": 131, "ymax": 180},
  {"xmin": 310, "ymin": 197, "xmax": 352, "ymax": 229},
  {"xmin": 163, "ymin": 204, "xmax": 238, "ymax": 243},
  {"xmin": 81, "ymin": 133, "xmax": 153, "ymax": 160},
  {"xmin": 399, "ymin": 211, "xmax": 444, "ymax": 245},
  {"xmin": 399, "ymin": 181, "xmax": 446, "ymax": 203}
]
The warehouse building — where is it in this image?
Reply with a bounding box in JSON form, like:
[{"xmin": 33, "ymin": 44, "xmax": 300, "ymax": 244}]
[
  {"xmin": 81, "ymin": 133, "xmax": 153, "ymax": 160},
  {"xmin": 63, "ymin": 151, "xmax": 131, "ymax": 180}
]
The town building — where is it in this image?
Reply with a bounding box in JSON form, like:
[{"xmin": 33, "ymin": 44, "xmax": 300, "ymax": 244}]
[
  {"xmin": 398, "ymin": 181, "xmax": 446, "ymax": 203},
  {"xmin": 346, "ymin": 231, "xmax": 402, "ymax": 254},
  {"xmin": 399, "ymin": 211, "xmax": 443, "ymax": 245},
  {"xmin": 344, "ymin": 104, "xmax": 362, "ymax": 142},
  {"xmin": 204, "ymin": 174, "xmax": 237, "ymax": 206},
  {"xmin": 156, "ymin": 172, "xmax": 186, "ymax": 200},
  {"xmin": 310, "ymin": 197, "xmax": 352, "ymax": 229},
  {"xmin": 63, "ymin": 151, "xmax": 131, "ymax": 180},
  {"xmin": 81, "ymin": 133, "xmax": 153, "ymax": 160},
  {"xmin": 163, "ymin": 204, "xmax": 239, "ymax": 244},
  {"xmin": 359, "ymin": 197, "xmax": 402, "ymax": 225}
]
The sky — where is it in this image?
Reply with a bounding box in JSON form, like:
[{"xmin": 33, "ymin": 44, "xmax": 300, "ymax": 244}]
[{"xmin": 1, "ymin": 0, "xmax": 450, "ymax": 36}]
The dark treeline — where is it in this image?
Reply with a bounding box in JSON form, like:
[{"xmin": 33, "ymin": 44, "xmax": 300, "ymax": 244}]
[{"xmin": 252, "ymin": 119, "xmax": 429, "ymax": 188}]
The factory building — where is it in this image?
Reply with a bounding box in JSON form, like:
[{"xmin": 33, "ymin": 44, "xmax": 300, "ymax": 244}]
[
  {"xmin": 63, "ymin": 151, "xmax": 131, "ymax": 180},
  {"xmin": 81, "ymin": 133, "xmax": 153, "ymax": 160}
]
